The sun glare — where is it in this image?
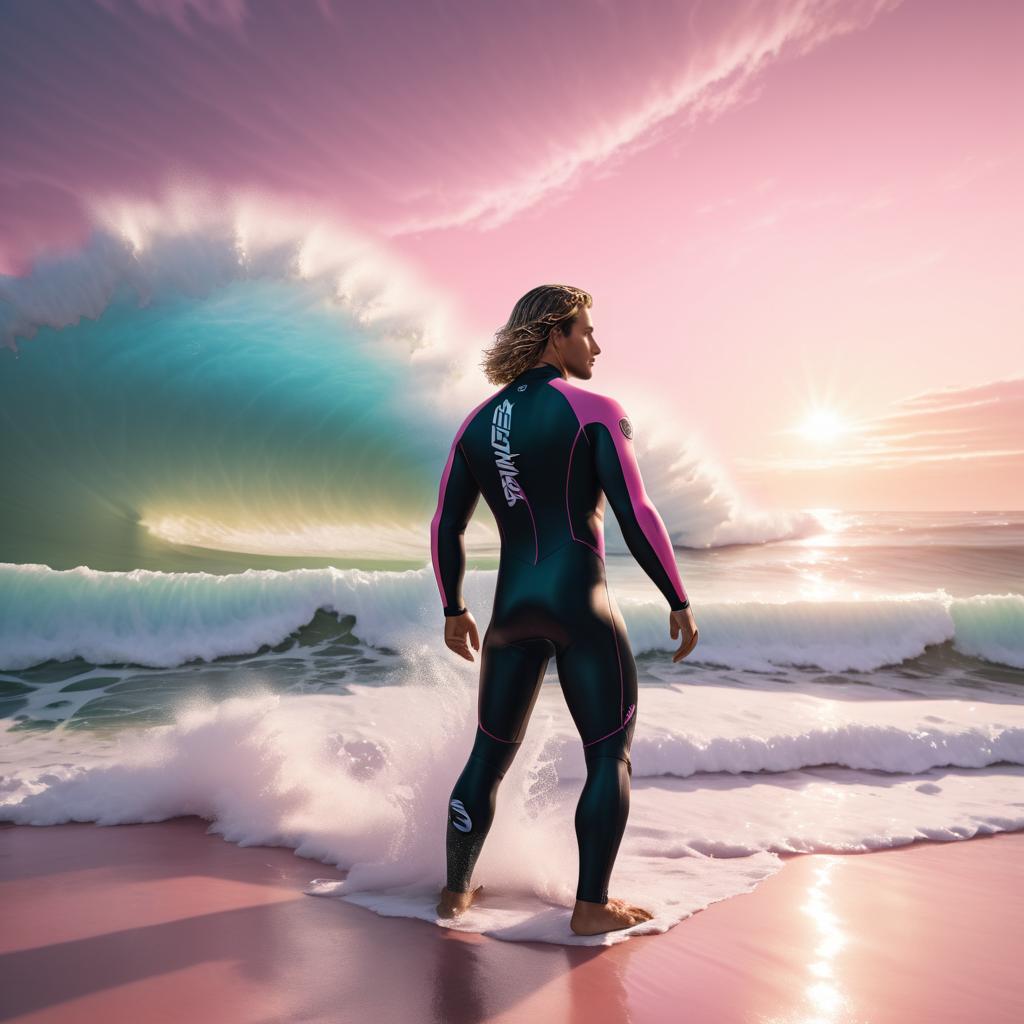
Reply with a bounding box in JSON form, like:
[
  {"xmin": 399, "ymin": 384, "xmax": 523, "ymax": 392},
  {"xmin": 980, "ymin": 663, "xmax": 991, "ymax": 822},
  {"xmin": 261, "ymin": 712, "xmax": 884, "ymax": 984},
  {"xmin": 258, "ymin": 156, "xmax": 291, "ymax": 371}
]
[{"xmin": 797, "ymin": 408, "xmax": 847, "ymax": 443}]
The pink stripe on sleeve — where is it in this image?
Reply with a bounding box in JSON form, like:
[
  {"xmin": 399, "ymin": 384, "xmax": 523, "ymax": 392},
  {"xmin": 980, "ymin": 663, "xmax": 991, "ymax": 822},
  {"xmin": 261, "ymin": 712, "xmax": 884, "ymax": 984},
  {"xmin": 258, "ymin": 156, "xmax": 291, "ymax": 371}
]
[{"xmin": 548, "ymin": 378, "xmax": 689, "ymax": 607}]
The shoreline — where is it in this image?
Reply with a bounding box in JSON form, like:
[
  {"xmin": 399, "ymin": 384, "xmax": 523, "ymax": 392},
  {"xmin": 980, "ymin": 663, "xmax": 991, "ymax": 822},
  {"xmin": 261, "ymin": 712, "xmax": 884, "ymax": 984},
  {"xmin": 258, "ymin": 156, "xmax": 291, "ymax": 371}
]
[{"xmin": 1, "ymin": 817, "xmax": 1022, "ymax": 1023}]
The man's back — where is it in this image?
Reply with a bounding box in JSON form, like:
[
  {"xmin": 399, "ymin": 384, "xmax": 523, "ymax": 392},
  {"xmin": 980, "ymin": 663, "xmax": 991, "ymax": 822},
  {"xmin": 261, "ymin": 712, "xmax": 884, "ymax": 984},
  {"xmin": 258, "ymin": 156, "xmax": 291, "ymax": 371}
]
[{"xmin": 431, "ymin": 361, "xmax": 689, "ymax": 617}]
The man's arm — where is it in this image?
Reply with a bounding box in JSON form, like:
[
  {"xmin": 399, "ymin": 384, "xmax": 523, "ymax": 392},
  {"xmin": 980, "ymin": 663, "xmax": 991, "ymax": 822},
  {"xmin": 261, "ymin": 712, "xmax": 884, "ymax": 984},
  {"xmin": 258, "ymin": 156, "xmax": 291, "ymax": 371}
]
[
  {"xmin": 430, "ymin": 437, "xmax": 481, "ymax": 616},
  {"xmin": 587, "ymin": 400, "xmax": 690, "ymax": 612}
]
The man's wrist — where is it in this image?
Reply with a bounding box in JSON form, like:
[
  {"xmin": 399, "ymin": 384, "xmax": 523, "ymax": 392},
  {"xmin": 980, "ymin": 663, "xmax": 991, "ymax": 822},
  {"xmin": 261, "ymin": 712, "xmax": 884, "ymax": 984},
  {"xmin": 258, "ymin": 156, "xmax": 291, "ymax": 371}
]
[{"xmin": 443, "ymin": 606, "xmax": 468, "ymax": 617}]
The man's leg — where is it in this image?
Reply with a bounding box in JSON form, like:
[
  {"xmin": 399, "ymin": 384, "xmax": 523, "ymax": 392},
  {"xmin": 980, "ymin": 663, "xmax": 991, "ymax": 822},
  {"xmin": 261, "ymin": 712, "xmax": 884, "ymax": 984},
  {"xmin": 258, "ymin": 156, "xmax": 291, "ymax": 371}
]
[
  {"xmin": 444, "ymin": 637, "xmax": 553, "ymax": 897},
  {"xmin": 554, "ymin": 605, "xmax": 639, "ymax": 906},
  {"xmin": 444, "ymin": 732, "xmax": 518, "ymax": 895},
  {"xmin": 573, "ymin": 751, "xmax": 632, "ymax": 903}
]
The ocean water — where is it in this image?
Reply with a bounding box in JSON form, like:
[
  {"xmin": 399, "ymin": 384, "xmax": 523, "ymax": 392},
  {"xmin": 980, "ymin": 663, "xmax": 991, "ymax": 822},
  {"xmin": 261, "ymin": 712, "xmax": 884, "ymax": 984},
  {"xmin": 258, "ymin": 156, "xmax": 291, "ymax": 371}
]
[{"xmin": 2, "ymin": 224, "xmax": 1022, "ymax": 945}]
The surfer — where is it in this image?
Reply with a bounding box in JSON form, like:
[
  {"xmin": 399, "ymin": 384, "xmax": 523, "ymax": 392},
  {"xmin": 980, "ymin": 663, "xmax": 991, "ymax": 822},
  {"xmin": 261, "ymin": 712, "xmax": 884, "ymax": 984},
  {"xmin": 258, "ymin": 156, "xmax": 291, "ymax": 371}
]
[{"xmin": 430, "ymin": 285, "xmax": 699, "ymax": 935}]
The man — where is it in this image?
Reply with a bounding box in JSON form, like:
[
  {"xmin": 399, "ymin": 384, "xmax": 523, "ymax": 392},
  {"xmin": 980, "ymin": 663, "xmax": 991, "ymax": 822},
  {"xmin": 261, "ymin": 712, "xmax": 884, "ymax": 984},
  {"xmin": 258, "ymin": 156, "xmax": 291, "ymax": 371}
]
[{"xmin": 430, "ymin": 284, "xmax": 699, "ymax": 935}]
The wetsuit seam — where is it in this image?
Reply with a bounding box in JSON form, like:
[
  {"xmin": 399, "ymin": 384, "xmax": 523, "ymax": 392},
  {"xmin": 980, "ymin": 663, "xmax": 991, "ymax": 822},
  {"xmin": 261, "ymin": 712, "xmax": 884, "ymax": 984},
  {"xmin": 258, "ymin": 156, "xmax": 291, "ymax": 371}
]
[
  {"xmin": 603, "ymin": 572, "xmax": 625, "ymax": 725},
  {"xmin": 545, "ymin": 378, "xmax": 584, "ymax": 428},
  {"xmin": 456, "ymin": 440, "xmax": 479, "ymax": 485},
  {"xmin": 570, "ymin": 536, "xmax": 601, "ymax": 557},
  {"xmin": 519, "ymin": 486, "xmax": 539, "ymax": 564},
  {"xmin": 478, "ymin": 719, "xmax": 519, "ymax": 744},
  {"xmin": 582, "ymin": 703, "xmax": 636, "ymax": 748},
  {"xmin": 514, "ymin": 535, "xmax": 600, "ymax": 566},
  {"xmin": 582, "ymin": 726, "xmax": 620, "ymax": 748},
  {"xmin": 565, "ymin": 426, "xmax": 580, "ymax": 546},
  {"xmin": 506, "ymin": 637, "xmax": 555, "ymax": 653},
  {"xmin": 547, "ymin": 380, "xmax": 608, "ymax": 560},
  {"xmin": 565, "ymin": 425, "xmax": 603, "ymax": 559}
]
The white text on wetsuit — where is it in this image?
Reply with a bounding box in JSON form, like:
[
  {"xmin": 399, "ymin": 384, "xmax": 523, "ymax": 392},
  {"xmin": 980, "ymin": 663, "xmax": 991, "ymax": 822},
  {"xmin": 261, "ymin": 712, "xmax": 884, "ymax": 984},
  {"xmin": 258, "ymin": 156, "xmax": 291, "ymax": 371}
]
[{"xmin": 491, "ymin": 400, "xmax": 524, "ymax": 507}]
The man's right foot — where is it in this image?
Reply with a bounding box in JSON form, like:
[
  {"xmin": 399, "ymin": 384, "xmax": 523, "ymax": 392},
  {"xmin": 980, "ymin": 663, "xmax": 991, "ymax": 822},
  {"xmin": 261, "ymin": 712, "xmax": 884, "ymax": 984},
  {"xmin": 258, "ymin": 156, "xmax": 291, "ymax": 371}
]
[
  {"xmin": 570, "ymin": 896, "xmax": 654, "ymax": 935},
  {"xmin": 436, "ymin": 884, "xmax": 484, "ymax": 919}
]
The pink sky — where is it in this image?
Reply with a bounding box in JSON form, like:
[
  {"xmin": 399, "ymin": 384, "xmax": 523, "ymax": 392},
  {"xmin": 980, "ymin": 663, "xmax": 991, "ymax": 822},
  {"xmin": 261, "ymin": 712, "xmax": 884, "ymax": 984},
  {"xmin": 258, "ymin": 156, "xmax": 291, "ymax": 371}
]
[{"xmin": 2, "ymin": 0, "xmax": 1021, "ymax": 510}]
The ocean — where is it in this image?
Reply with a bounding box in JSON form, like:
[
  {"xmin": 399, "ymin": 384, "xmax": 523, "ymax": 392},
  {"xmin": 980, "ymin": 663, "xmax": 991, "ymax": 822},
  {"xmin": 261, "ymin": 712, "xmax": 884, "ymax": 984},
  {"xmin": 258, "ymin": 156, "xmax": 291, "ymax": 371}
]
[{"xmin": 2, "ymin": 261, "xmax": 1022, "ymax": 945}]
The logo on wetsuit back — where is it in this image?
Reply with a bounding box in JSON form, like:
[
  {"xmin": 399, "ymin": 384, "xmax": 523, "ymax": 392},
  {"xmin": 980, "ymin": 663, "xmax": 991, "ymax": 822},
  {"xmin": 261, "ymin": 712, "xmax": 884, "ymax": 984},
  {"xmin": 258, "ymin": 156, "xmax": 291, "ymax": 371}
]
[
  {"xmin": 618, "ymin": 416, "xmax": 633, "ymax": 439},
  {"xmin": 449, "ymin": 798, "xmax": 473, "ymax": 833},
  {"xmin": 491, "ymin": 399, "xmax": 525, "ymax": 507}
]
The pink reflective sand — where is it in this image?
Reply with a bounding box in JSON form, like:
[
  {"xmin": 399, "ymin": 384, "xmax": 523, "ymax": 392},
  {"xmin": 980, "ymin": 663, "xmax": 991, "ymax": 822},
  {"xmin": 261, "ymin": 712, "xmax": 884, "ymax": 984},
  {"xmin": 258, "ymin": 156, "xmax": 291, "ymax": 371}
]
[{"xmin": 2, "ymin": 818, "xmax": 1020, "ymax": 1023}]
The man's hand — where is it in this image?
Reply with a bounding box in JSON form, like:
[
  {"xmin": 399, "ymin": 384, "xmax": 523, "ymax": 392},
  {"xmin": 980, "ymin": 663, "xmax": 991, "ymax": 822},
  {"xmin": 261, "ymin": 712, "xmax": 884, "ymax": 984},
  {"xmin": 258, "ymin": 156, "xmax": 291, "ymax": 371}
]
[
  {"xmin": 444, "ymin": 610, "xmax": 480, "ymax": 662},
  {"xmin": 669, "ymin": 606, "xmax": 698, "ymax": 663}
]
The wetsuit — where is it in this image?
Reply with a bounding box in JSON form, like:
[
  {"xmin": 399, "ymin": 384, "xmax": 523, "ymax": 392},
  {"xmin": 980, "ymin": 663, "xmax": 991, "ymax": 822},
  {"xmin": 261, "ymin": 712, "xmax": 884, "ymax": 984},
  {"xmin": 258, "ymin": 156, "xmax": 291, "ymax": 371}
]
[{"xmin": 430, "ymin": 361, "xmax": 690, "ymax": 904}]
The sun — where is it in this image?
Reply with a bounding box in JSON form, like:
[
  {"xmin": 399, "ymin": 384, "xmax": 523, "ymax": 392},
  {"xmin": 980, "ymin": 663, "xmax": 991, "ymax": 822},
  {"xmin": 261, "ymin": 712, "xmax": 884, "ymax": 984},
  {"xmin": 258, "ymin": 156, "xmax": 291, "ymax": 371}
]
[{"xmin": 796, "ymin": 408, "xmax": 847, "ymax": 443}]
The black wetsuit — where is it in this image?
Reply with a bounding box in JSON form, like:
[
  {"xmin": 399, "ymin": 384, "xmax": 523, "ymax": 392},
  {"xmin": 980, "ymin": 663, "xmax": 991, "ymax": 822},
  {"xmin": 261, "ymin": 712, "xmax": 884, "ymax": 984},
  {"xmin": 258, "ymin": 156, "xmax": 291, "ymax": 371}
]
[{"xmin": 430, "ymin": 361, "xmax": 690, "ymax": 904}]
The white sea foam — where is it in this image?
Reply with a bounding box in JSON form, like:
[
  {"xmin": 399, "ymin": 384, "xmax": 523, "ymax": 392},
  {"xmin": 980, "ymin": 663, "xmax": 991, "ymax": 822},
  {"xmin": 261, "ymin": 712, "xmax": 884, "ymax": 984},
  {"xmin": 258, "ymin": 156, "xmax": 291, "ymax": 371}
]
[{"xmin": 2, "ymin": 677, "xmax": 1021, "ymax": 945}]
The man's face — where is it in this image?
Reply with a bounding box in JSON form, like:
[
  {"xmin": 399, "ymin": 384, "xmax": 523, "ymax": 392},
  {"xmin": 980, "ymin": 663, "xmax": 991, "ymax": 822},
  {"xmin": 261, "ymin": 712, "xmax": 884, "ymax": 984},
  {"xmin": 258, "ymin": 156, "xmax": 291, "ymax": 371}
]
[{"xmin": 555, "ymin": 309, "xmax": 601, "ymax": 380}]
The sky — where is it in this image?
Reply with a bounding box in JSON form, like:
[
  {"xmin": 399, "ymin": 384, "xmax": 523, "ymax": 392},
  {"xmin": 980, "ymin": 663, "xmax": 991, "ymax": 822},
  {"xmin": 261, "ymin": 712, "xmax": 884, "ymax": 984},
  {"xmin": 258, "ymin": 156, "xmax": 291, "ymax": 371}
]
[{"xmin": 2, "ymin": 0, "xmax": 1022, "ymax": 511}]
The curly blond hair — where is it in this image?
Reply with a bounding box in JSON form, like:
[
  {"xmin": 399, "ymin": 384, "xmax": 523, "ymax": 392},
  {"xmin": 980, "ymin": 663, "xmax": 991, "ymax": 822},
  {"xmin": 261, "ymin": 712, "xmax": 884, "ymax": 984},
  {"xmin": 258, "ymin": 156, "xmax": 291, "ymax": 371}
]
[{"xmin": 480, "ymin": 284, "xmax": 593, "ymax": 386}]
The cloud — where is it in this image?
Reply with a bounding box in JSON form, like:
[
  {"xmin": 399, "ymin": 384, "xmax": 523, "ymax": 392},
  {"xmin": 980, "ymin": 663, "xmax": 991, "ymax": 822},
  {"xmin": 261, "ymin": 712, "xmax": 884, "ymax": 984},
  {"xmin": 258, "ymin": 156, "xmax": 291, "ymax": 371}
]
[
  {"xmin": 0, "ymin": 0, "xmax": 905, "ymax": 274},
  {"xmin": 383, "ymin": 0, "xmax": 906, "ymax": 236}
]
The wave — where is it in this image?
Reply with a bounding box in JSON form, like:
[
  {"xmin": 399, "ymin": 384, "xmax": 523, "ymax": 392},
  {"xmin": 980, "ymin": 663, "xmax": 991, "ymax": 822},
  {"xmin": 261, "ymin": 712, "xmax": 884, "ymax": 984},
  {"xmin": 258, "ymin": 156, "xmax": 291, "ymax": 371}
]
[
  {"xmin": 0, "ymin": 190, "xmax": 819, "ymax": 573},
  {"xmin": 3, "ymin": 684, "xmax": 1020, "ymax": 831},
  {"xmin": 2, "ymin": 689, "xmax": 1020, "ymax": 944},
  {"xmin": 2, "ymin": 561, "xmax": 1023, "ymax": 673}
]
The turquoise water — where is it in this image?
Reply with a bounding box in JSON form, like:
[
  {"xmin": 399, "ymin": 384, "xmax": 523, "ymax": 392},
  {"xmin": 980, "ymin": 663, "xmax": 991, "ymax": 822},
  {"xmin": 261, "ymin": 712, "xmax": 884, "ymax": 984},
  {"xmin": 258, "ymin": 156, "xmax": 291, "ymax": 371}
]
[{"xmin": 1, "ymin": 278, "xmax": 441, "ymax": 572}]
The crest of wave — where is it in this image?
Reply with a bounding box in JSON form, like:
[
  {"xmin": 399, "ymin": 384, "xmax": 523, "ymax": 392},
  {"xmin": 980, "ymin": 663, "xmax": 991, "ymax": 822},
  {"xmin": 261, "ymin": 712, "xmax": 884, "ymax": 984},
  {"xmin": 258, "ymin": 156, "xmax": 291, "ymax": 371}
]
[{"xmin": 0, "ymin": 182, "xmax": 819, "ymax": 549}]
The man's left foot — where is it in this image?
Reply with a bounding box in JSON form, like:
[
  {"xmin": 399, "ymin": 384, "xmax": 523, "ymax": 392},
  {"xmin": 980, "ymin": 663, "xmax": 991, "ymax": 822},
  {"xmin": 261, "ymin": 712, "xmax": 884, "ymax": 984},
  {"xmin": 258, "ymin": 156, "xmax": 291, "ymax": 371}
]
[{"xmin": 436, "ymin": 884, "xmax": 484, "ymax": 918}]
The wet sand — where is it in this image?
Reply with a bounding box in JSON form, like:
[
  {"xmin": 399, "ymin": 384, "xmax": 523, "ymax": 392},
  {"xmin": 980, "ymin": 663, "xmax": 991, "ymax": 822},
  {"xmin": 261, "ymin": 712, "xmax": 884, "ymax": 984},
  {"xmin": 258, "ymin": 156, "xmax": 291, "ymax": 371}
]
[{"xmin": 1, "ymin": 817, "xmax": 1021, "ymax": 1023}]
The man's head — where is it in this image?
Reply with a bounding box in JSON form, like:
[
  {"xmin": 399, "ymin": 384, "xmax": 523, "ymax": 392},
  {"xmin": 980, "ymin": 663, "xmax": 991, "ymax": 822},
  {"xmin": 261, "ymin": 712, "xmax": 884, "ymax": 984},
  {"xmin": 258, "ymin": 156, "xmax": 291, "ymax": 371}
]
[
  {"xmin": 481, "ymin": 284, "xmax": 600, "ymax": 385},
  {"xmin": 542, "ymin": 301, "xmax": 600, "ymax": 381}
]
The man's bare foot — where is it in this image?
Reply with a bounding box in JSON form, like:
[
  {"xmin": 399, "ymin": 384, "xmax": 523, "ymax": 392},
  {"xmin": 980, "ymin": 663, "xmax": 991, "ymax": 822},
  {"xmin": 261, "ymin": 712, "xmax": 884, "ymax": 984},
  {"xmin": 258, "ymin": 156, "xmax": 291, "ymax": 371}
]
[
  {"xmin": 436, "ymin": 884, "xmax": 484, "ymax": 919},
  {"xmin": 570, "ymin": 896, "xmax": 654, "ymax": 936}
]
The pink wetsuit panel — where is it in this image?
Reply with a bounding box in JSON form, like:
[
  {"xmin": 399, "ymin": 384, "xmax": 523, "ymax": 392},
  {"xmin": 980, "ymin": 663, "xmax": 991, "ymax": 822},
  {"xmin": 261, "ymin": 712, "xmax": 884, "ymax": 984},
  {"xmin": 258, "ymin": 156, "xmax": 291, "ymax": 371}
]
[{"xmin": 547, "ymin": 378, "xmax": 689, "ymax": 608}]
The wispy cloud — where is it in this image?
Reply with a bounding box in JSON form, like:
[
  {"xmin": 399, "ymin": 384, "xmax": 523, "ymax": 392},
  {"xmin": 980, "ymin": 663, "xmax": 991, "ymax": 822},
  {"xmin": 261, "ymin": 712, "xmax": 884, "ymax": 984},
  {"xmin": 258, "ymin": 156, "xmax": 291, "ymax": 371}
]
[{"xmin": 383, "ymin": 0, "xmax": 905, "ymax": 235}]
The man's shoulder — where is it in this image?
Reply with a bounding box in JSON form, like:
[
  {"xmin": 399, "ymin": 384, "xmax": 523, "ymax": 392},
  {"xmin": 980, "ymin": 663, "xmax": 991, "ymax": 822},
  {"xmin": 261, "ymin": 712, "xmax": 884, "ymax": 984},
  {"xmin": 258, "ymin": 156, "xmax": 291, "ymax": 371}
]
[
  {"xmin": 546, "ymin": 376, "xmax": 627, "ymax": 427},
  {"xmin": 456, "ymin": 386, "xmax": 507, "ymax": 438}
]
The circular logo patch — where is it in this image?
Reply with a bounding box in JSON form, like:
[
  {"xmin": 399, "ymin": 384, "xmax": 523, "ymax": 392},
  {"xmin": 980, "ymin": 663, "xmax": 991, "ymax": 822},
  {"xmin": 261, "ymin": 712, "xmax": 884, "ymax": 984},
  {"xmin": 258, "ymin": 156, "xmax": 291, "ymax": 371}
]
[{"xmin": 618, "ymin": 416, "xmax": 633, "ymax": 439}]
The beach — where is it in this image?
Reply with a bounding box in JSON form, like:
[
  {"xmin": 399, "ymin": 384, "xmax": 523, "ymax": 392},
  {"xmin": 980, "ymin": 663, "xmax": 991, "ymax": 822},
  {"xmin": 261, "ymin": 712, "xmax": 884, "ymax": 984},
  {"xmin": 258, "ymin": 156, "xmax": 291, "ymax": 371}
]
[
  {"xmin": 3, "ymin": 2, "xmax": 1022, "ymax": 1021},
  {"xmin": 2, "ymin": 817, "xmax": 1021, "ymax": 1023}
]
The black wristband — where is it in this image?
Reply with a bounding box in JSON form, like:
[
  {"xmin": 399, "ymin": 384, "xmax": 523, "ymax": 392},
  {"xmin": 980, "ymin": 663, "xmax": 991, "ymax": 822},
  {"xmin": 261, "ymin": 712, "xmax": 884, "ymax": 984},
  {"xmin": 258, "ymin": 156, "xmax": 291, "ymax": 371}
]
[{"xmin": 443, "ymin": 606, "xmax": 468, "ymax": 617}]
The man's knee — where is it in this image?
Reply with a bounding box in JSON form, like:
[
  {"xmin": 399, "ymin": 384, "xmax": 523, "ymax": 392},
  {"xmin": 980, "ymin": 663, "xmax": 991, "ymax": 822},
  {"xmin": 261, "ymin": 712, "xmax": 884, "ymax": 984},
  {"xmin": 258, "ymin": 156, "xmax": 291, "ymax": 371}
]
[
  {"xmin": 469, "ymin": 728, "xmax": 521, "ymax": 777},
  {"xmin": 448, "ymin": 749, "xmax": 510, "ymax": 832},
  {"xmin": 584, "ymin": 749, "xmax": 632, "ymax": 777},
  {"xmin": 582, "ymin": 724, "xmax": 633, "ymax": 771}
]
